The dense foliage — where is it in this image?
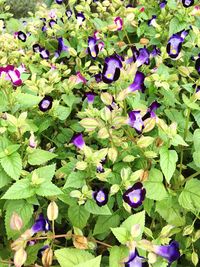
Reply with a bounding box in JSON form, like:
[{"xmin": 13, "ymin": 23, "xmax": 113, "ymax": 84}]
[{"xmin": 0, "ymin": 0, "xmax": 200, "ymax": 266}]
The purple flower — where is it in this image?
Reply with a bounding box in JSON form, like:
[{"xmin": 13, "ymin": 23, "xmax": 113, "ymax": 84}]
[
  {"xmin": 31, "ymin": 214, "xmax": 50, "ymax": 234},
  {"xmin": 114, "ymin": 17, "xmax": 123, "ymax": 30},
  {"xmin": 96, "ymin": 164, "xmax": 105, "ymax": 173},
  {"xmin": 55, "ymin": 0, "xmax": 63, "ymax": 4},
  {"xmin": 142, "ymin": 101, "xmax": 160, "ymax": 121},
  {"xmin": 182, "ymin": 0, "xmax": 194, "ymax": 8},
  {"xmin": 151, "ymin": 46, "xmax": 161, "ymax": 57},
  {"xmin": 123, "ymin": 182, "xmax": 146, "ymax": 208},
  {"xmin": 42, "ymin": 24, "xmax": 47, "ymax": 32},
  {"xmin": 40, "ymin": 48, "xmax": 50, "ymax": 59},
  {"xmin": 93, "ymin": 188, "xmax": 108, "ymax": 206},
  {"xmin": 124, "ymin": 249, "xmax": 148, "ymax": 267},
  {"xmin": 33, "ymin": 44, "xmax": 41, "ymax": 53},
  {"xmin": 49, "ymin": 19, "xmax": 57, "ymax": 28},
  {"xmin": 94, "ymin": 73, "xmax": 102, "ymax": 83},
  {"xmin": 17, "ymin": 31, "xmax": 27, "ymax": 42},
  {"xmin": 71, "ymin": 133, "xmax": 85, "ymax": 149},
  {"xmin": 85, "ymin": 92, "xmax": 96, "ymax": 104},
  {"xmin": 88, "ymin": 37, "xmax": 99, "ymax": 59},
  {"xmin": 135, "ymin": 47, "xmax": 150, "ymax": 67},
  {"xmin": 93, "ymin": 30, "xmax": 100, "ymax": 40},
  {"xmin": 166, "ymin": 30, "xmax": 188, "ymax": 58},
  {"xmin": 128, "ymin": 111, "xmax": 144, "ymax": 133},
  {"xmin": 66, "ymin": 9, "xmax": 72, "ymax": 19},
  {"xmin": 160, "ymin": 1, "xmax": 167, "ymax": 8},
  {"xmin": 98, "ymin": 41, "xmax": 104, "ymax": 51},
  {"xmin": 195, "ymin": 56, "xmax": 200, "ymax": 74},
  {"xmin": 38, "ymin": 96, "xmax": 53, "ymax": 112},
  {"xmin": 76, "ymin": 12, "xmax": 85, "ymax": 25},
  {"xmin": 128, "ymin": 71, "xmax": 146, "ymax": 93},
  {"xmin": 76, "ymin": 72, "xmax": 87, "ymax": 84},
  {"xmin": 153, "ymin": 240, "xmax": 180, "ymax": 265},
  {"xmin": 57, "ymin": 37, "xmax": 68, "ymax": 55},
  {"xmin": 102, "ymin": 55, "xmax": 122, "ymax": 84},
  {"xmin": 0, "ymin": 65, "xmax": 23, "ymax": 87},
  {"xmin": 148, "ymin": 15, "xmax": 157, "ymax": 26}
]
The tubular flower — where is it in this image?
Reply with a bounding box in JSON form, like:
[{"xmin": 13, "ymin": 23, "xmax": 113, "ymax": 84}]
[
  {"xmin": 128, "ymin": 111, "xmax": 144, "ymax": 133},
  {"xmin": 166, "ymin": 30, "xmax": 189, "ymax": 58},
  {"xmin": 151, "ymin": 46, "xmax": 161, "ymax": 57},
  {"xmin": 182, "ymin": 0, "xmax": 194, "ymax": 8},
  {"xmin": 76, "ymin": 12, "xmax": 85, "ymax": 25},
  {"xmin": 124, "ymin": 249, "xmax": 148, "ymax": 267},
  {"xmin": 17, "ymin": 31, "xmax": 27, "ymax": 42},
  {"xmin": 31, "ymin": 214, "xmax": 50, "ymax": 234},
  {"xmin": 38, "ymin": 96, "xmax": 53, "ymax": 112},
  {"xmin": 102, "ymin": 55, "xmax": 122, "ymax": 84},
  {"xmin": 40, "ymin": 48, "xmax": 50, "ymax": 59},
  {"xmin": 33, "ymin": 44, "xmax": 41, "ymax": 53},
  {"xmin": 57, "ymin": 37, "xmax": 68, "ymax": 56},
  {"xmin": 160, "ymin": 1, "xmax": 167, "ymax": 8},
  {"xmin": 88, "ymin": 37, "xmax": 99, "ymax": 59},
  {"xmin": 114, "ymin": 17, "xmax": 123, "ymax": 30},
  {"xmin": 142, "ymin": 101, "xmax": 161, "ymax": 120},
  {"xmin": 49, "ymin": 19, "xmax": 57, "ymax": 28},
  {"xmin": 153, "ymin": 240, "xmax": 180, "ymax": 266},
  {"xmin": 93, "ymin": 188, "xmax": 108, "ymax": 206},
  {"xmin": 148, "ymin": 15, "xmax": 157, "ymax": 27},
  {"xmin": 127, "ymin": 46, "xmax": 150, "ymax": 67},
  {"xmin": 85, "ymin": 92, "xmax": 96, "ymax": 104},
  {"xmin": 0, "ymin": 65, "xmax": 23, "ymax": 87},
  {"xmin": 128, "ymin": 71, "xmax": 145, "ymax": 93},
  {"xmin": 66, "ymin": 9, "xmax": 73, "ymax": 19},
  {"xmin": 123, "ymin": 182, "xmax": 146, "ymax": 208},
  {"xmin": 71, "ymin": 133, "xmax": 85, "ymax": 149}
]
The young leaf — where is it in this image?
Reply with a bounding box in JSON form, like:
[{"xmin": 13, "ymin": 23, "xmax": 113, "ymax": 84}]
[
  {"xmin": 64, "ymin": 171, "xmax": 86, "ymax": 189},
  {"xmin": 28, "ymin": 149, "xmax": 57, "ymax": 165},
  {"xmin": 111, "ymin": 227, "xmax": 129, "ymax": 244},
  {"xmin": 34, "ymin": 164, "xmax": 56, "ymax": 181},
  {"xmin": 36, "ymin": 182, "xmax": 63, "ymax": 197},
  {"xmin": 85, "ymin": 199, "xmax": 112, "ymax": 215},
  {"xmin": 159, "ymin": 147, "xmax": 178, "ymax": 183},
  {"xmin": 1, "ymin": 152, "xmax": 22, "ymax": 180}
]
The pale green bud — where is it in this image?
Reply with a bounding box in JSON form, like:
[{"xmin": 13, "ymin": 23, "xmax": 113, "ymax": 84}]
[{"xmin": 47, "ymin": 201, "xmax": 58, "ymax": 221}]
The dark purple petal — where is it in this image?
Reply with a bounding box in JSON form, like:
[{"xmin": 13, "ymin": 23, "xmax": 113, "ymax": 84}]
[
  {"xmin": 128, "ymin": 71, "xmax": 145, "ymax": 93},
  {"xmin": 114, "ymin": 17, "xmax": 123, "ymax": 30},
  {"xmin": 94, "ymin": 73, "xmax": 102, "ymax": 83},
  {"xmin": 58, "ymin": 37, "xmax": 68, "ymax": 54},
  {"xmin": 76, "ymin": 12, "xmax": 85, "ymax": 24},
  {"xmin": 85, "ymin": 92, "xmax": 96, "ymax": 104},
  {"xmin": 151, "ymin": 46, "xmax": 161, "ymax": 57},
  {"xmin": 66, "ymin": 9, "xmax": 72, "ymax": 19},
  {"xmin": 33, "ymin": 44, "xmax": 41, "ymax": 53},
  {"xmin": 128, "ymin": 110, "xmax": 144, "ymax": 133},
  {"xmin": 17, "ymin": 31, "xmax": 27, "ymax": 42},
  {"xmin": 154, "ymin": 240, "xmax": 180, "ymax": 264},
  {"xmin": 96, "ymin": 164, "xmax": 105, "ymax": 173},
  {"xmin": 182, "ymin": 0, "xmax": 194, "ymax": 7},
  {"xmin": 31, "ymin": 214, "xmax": 50, "ymax": 234},
  {"xmin": 55, "ymin": 0, "xmax": 63, "ymax": 4},
  {"xmin": 166, "ymin": 34, "xmax": 184, "ymax": 58},
  {"xmin": 125, "ymin": 249, "xmax": 148, "ymax": 267},
  {"xmin": 160, "ymin": 1, "xmax": 167, "ymax": 8},
  {"xmin": 136, "ymin": 48, "xmax": 150, "ymax": 67},
  {"xmin": 102, "ymin": 55, "xmax": 122, "ymax": 84},
  {"xmin": 88, "ymin": 37, "xmax": 99, "ymax": 59},
  {"xmin": 49, "ymin": 19, "xmax": 57, "ymax": 28},
  {"xmin": 7, "ymin": 69, "xmax": 22, "ymax": 87},
  {"xmin": 71, "ymin": 133, "xmax": 85, "ymax": 149},
  {"xmin": 123, "ymin": 183, "xmax": 146, "ymax": 208},
  {"xmin": 148, "ymin": 15, "xmax": 157, "ymax": 26},
  {"xmin": 93, "ymin": 188, "xmax": 108, "ymax": 206},
  {"xmin": 38, "ymin": 96, "xmax": 53, "ymax": 112},
  {"xmin": 195, "ymin": 57, "xmax": 200, "ymax": 74},
  {"xmin": 42, "ymin": 24, "xmax": 47, "ymax": 32},
  {"xmin": 40, "ymin": 48, "xmax": 50, "ymax": 59}
]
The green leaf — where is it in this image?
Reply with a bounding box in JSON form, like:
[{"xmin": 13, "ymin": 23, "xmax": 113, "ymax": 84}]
[
  {"xmin": 193, "ymin": 129, "xmax": 200, "ymax": 151},
  {"xmin": 75, "ymin": 256, "xmax": 101, "ymax": 267},
  {"xmin": 26, "ymin": 243, "xmax": 44, "ymax": 265},
  {"xmin": 5, "ymin": 200, "xmax": 33, "ymax": 238},
  {"xmin": 28, "ymin": 149, "xmax": 57, "ymax": 165},
  {"xmin": 159, "ymin": 147, "xmax": 178, "ymax": 183},
  {"xmin": 2, "ymin": 179, "xmax": 34, "ymax": 199},
  {"xmin": 63, "ymin": 171, "xmax": 86, "ymax": 189},
  {"xmin": 144, "ymin": 169, "xmax": 168, "ymax": 201},
  {"xmin": 34, "ymin": 164, "xmax": 56, "ymax": 181},
  {"xmin": 1, "ymin": 152, "xmax": 22, "ymax": 180},
  {"xmin": 193, "ymin": 151, "xmax": 200, "ymax": 168},
  {"xmin": 109, "ymin": 246, "xmax": 129, "ymax": 267},
  {"xmin": 111, "ymin": 227, "xmax": 129, "ymax": 244},
  {"xmin": 85, "ymin": 199, "xmax": 112, "ymax": 215},
  {"xmin": 179, "ymin": 179, "xmax": 200, "ymax": 212},
  {"xmin": 0, "ymin": 165, "xmax": 12, "ymax": 189},
  {"xmin": 54, "ymin": 106, "xmax": 71, "ymax": 120},
  {"xmin": 68, "ymin": 204, "xmax": 90, "ymax": 229},
  {"xmin": 36, "ymin": 182, "xmax": 63, "ymax": 197},
  {"xmin": 93, "ymin": 213, "xmax": 120, "ymax": 235},
  {"xmin": 15, "ymin": 93, "xmax": 41, "ymax": 108},
  {"xmin": 156, "ymin": 196, "xmax": 185, "ymax": 226},
  {"xmin": 169, "ymin": 17, "xmax": 187, "ymax": 36},
  {"xmin": 55, "ymin": 248, "xmax": 94, "ymax": 267}
]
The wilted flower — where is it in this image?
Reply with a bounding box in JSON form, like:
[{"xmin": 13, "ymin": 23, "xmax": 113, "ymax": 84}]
[
  {"xmin": 93, "ymin": 30, "xmax": 101, "ymax": 40},
  {"xmin": 153, "ymin": 240, "xmax": 180, "ymax": 266},
  {"xmin": 191, "ymin": 5, "xmax": 200, "ymax": 16},
  {"xmin": 123, "ymin": 182, "xmax": 146, "ymax": 208},
  {"xmin": 73, "ymin": 235, "xmax": 88, "ymax": 249},
  {"xmin": 85, "ymin": 92, "xmax": 96, "ymax": 104},
  {"xmin": 166, "ymin": 30, "xmax": 189, "ymax": 58},
  {"xmin": 114, "ymin": 17, "xmax": 123, "ymax": 30},
  {"xmin": 17, "ymin": 31, "xmax": 27, "ymax": 42},
  {"xmin": 93, "ymin": 188, "xmax": 108, "ymax": 206},
  {"xmin": 88, "ymin": 37, "xmax": 99, "ymax": 58},
  {"xmin": 182, "ymin": 0, "xmax": 194, "ymax": 8},
  {"xmin": 124, "ymin": 249, "xmax": 148, "ymax": 267},
  {"xmin": 98, "ymin": 41, "xmax": 104, "ymax": 51},
  {"xmin": 10, "ymin": 212, "xmax": 23, "ymax": 231},
  {"xmin": 71, "ymin": 133, "xmax": 85, "ymax": 149},
  {"xmin": 76, "ymin": 12, "xmax": 85, "ymax": 25},
  {"xmin": 14, "ymin": 248, "xmax": 27, "ymax": 267},
  {"xmin": 38, "ymin": 96, "xmax": 53, "ymax": 112},
  {"xmin": 127, "ymin": 71, "xmax": 145, "ymax": 93},
  {"xmin": 31, "ymin": 214, "xmax": 50, "ymax": 234},
  {"xmin": 42, "ymin": 247, "xmax": 53, "ymax": 267},
  {"xmin": 102, "ymin": 55, "xmax": 122, "ymax": 84}
]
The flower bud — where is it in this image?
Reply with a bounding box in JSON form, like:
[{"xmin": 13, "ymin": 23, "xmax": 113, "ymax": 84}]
[
  {"xmin": 11, "ymin": 238, "xmax": 25, "ymax": 251},
  {"xmin": 42, "ymin": 247, "xmax": 53, "ymax": 267},
  {"xmin": 47, "ymin": 201, "xmax": 58, "ymax": 221},
  {"xmin": 73, "ymin": 235, "xmax": 88, "ymax": 250},
  {"xmin": 14, "ymin": 248, "xmax": 27, "ymax": 267},
  {"xmin": 140, "ymin": 38, "xmax": 149, "ymax": 45},
  {"xmin": 10, "ymin": 212, "xmax": 23, "ymax": 231}
]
